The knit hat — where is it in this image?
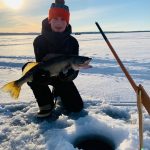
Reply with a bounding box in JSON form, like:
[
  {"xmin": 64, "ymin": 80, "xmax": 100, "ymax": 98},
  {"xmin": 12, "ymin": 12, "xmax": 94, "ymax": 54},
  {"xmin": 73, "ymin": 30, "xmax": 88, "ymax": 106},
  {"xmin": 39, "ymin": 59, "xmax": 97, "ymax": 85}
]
[{"xmin": 48, "ymin": 0, "xmax": 70, "ymax": 24}]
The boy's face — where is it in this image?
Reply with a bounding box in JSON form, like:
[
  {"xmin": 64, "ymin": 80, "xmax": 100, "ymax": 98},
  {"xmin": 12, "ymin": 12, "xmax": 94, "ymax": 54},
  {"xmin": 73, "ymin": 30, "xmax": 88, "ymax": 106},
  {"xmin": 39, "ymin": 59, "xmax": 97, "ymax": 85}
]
[{"xmin": 49, "ymin": 17, "xmax": 67, "ymax": 32}]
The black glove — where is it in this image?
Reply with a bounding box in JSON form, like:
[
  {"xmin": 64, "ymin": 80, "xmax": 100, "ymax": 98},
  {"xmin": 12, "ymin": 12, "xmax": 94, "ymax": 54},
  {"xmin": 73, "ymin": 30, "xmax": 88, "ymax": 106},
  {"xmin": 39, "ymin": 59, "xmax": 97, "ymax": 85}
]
[{"xmin": 58, "ymin": 68, "xmax": 79, "ymax": 82}]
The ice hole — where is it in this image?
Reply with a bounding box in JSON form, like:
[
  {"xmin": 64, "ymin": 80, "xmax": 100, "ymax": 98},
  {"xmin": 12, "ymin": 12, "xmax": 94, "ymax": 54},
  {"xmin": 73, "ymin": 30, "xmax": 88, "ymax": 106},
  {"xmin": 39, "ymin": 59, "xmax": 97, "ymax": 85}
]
[{"xmin": 74, "ymin": 134, "xmax": 115, "ymax": 150}]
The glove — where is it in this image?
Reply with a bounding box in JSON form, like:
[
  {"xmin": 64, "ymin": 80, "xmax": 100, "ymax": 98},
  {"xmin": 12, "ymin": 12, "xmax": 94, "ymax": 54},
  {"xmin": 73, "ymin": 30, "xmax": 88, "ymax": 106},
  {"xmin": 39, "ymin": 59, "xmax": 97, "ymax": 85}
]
[{"xmin": 58, "ymin": 68, "xmax": 79, "ymax": 82}]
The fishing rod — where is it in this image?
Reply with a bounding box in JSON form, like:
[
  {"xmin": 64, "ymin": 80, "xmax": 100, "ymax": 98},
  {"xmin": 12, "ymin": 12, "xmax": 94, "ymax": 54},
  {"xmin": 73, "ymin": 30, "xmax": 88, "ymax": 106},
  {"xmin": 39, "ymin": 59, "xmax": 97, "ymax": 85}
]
[{"xmin": 95, "ymin": 22, "xmax": 150, "ymax": 115}]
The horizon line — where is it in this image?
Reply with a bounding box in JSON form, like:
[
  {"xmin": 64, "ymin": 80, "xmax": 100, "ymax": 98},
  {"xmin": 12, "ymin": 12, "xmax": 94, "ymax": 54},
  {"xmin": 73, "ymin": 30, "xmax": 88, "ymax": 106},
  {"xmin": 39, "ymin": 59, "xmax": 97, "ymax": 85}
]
[{"xmin": 0, "ymin": 30, "xmax": 150, "ymax": 35}]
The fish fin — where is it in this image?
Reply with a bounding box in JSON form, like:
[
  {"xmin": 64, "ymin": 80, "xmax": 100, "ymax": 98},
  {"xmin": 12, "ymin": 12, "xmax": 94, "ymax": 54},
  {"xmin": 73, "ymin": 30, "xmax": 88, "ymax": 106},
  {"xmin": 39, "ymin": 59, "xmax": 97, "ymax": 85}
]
[
  {"xmin": 1, "ymin": 81, "xmax": 21, "ymax": 99},
  {"xmin": 22, "ymin": 62, "xmax": 38, "ymax": 75}
]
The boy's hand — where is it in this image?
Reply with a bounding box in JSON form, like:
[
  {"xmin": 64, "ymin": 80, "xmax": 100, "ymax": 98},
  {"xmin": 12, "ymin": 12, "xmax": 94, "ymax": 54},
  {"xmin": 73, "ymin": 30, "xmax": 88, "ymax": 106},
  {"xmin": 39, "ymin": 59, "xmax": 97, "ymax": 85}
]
[{"xmin": 59, "ymin": 69, "xmax": 79, "ymax": 81}]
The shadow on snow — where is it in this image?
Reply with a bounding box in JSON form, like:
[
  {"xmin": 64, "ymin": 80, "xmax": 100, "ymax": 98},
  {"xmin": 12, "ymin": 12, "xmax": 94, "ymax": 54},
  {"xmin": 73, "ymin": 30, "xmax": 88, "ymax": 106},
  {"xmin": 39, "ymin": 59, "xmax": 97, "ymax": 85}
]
[{"xmin": 0, "ymin": 55, "xmax": 149, "ymax": 80}]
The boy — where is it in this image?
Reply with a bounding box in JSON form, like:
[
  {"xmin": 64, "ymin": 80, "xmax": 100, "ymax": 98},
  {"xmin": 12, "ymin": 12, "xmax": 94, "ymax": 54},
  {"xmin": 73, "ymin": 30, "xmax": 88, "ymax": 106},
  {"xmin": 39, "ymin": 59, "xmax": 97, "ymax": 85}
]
[{"xmin": 25, "ymin": 0, "xmax": 83, "ymax": 117}]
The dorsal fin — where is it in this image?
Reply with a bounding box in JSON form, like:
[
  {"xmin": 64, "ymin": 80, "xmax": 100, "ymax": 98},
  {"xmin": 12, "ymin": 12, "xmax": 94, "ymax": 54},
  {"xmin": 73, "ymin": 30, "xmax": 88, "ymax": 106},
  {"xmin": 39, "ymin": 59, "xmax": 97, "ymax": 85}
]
[{"xmin": 22, "ymin": 62, "xmax": 38, "ymax": 75}]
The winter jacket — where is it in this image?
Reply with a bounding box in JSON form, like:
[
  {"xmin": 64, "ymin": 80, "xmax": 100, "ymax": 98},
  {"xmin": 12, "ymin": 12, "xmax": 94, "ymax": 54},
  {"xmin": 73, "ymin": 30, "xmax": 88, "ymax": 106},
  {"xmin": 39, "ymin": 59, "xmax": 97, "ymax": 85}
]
[
  {"xmin": 33, "ymin": 18, "xmax": 79, "ymax": 62},
  {"xmin": 32, "ymin": 18, "xmax": 79, "ymax": 82}
]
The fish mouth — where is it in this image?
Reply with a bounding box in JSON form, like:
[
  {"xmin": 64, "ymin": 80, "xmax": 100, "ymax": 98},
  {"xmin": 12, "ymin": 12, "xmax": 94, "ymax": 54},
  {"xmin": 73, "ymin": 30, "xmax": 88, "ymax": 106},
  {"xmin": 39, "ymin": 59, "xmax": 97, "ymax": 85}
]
[{"xmin": 73, "ymin": 59, "xmax": 92, "ymax": 70}]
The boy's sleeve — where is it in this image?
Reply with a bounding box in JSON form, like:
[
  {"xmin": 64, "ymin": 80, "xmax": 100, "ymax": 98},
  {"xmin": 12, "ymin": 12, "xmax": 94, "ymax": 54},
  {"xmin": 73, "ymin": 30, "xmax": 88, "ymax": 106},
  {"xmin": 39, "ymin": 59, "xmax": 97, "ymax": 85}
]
[
  {"xmin": 33, "ymin": 35, "xmax": 48, "ymax": 62},
  {"xmin": 71, "ymin": 36, "xmax": 79, "ymax": 55},
  {"xmin": 58, "ymin": 37, "xmax": 79, "ymax": 81},
  {"xmin": 32, "ymin": 35, "xmax": 52, "ymax": 83}
]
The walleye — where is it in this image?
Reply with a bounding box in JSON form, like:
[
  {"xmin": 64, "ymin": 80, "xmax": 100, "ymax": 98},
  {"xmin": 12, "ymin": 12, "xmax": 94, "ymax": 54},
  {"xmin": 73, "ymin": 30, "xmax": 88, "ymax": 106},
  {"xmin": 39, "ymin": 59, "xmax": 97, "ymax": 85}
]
[{"xmin": 1, "ymin": 55, "xmax": 92, "ymax": 99}]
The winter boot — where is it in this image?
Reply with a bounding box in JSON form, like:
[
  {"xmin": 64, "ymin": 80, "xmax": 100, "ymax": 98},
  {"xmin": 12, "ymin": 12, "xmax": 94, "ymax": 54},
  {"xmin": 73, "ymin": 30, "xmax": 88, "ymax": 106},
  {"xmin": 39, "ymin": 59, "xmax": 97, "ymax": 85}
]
[{"xmin": 37, "ymin": 104, "xmax": 54, "ymax": 118}]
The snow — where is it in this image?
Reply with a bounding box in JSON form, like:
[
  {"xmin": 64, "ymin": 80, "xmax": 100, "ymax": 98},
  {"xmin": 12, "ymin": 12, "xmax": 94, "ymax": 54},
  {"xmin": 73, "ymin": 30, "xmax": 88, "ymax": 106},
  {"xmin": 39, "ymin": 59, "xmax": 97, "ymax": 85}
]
[{"xmin": 0, "ymin": 32, "xmax": 150, "ymax": 149}]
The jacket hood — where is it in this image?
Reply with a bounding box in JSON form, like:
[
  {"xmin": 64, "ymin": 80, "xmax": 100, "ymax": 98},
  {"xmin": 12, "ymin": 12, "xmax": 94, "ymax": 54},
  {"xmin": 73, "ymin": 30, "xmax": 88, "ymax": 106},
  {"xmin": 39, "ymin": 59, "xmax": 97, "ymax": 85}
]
[{"xmin": 41, "ymin": 18, "xmax": 72, "ymax": 51}]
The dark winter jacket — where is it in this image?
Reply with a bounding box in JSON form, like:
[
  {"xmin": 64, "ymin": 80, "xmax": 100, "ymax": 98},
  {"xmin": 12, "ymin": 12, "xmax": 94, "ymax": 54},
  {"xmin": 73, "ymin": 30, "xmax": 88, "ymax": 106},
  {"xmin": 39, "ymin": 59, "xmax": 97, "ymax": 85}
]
[
  {"xmin": 33, "ymin": 18, "xmax": 79, "ymax": 62},
  {"xmin": 32, "ymin": 18, "xmax": 79, "ymax": 82}
]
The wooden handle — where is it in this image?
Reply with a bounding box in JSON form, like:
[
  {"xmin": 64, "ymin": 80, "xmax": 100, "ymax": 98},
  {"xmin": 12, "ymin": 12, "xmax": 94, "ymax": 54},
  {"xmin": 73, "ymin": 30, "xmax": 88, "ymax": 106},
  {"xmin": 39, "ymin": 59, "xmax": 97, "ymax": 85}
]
[{"xmin": 95, "ymin": 22, "xmax": 150, "ymax": 115}]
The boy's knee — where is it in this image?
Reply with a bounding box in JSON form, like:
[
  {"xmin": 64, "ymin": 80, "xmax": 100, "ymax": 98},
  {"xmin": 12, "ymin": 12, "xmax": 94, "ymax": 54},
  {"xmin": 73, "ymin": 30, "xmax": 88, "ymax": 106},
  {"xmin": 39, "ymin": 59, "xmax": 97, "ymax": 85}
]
[
  {"xmin": 73, "ymin": 103, "xmax": 84, "ymax": 112},
  {"xmin": 65, "ymin": 101, "xmax": 84, "ymax": 113}
]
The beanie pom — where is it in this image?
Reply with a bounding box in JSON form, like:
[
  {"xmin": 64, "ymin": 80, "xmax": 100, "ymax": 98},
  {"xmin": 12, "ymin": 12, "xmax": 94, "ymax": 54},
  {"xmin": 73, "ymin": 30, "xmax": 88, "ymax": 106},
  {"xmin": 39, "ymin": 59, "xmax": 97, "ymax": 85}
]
[{"xmin": 55, "ymin": 0, "xmax": 65, "ymax": 5}]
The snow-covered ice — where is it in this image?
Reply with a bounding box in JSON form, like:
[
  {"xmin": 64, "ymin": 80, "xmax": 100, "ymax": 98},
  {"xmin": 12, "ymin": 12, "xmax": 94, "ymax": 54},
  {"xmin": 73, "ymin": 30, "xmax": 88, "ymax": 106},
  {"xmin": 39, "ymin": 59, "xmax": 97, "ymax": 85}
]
[{"xmin": 0, "ymin": 32, "xmax": 150, "ymax": 149}]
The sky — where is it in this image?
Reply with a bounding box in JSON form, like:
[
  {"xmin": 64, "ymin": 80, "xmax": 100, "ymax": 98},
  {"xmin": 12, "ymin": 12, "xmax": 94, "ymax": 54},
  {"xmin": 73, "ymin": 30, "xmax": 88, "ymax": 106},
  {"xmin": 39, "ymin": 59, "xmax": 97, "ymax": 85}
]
[{"xmin": 0, "ymin": 0, "xmax": 150, "ymax": 32}]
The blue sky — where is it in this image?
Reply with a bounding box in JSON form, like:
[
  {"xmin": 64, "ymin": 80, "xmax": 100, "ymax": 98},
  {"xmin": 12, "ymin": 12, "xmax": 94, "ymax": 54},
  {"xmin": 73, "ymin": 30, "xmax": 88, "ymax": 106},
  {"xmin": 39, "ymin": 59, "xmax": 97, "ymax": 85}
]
[{"xmin": 0, "ymin": 0, "xmax": 150, "ymax": 32}]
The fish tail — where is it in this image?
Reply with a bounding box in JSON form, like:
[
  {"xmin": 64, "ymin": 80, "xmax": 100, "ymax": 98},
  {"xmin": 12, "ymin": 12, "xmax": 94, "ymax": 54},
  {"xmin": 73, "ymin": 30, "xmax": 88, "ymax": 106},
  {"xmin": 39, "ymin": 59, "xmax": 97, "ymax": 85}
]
[{"xmin": 1, "ymin": 81, "xmax": 21, "ymax": 99}]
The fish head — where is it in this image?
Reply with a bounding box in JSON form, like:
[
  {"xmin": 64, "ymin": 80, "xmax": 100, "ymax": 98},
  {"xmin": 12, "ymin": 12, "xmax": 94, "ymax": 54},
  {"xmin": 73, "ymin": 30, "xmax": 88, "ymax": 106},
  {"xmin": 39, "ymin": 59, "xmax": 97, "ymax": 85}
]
[{"xmin": 71, "ymin": 56, "xmax": 92, "ymax": 70}]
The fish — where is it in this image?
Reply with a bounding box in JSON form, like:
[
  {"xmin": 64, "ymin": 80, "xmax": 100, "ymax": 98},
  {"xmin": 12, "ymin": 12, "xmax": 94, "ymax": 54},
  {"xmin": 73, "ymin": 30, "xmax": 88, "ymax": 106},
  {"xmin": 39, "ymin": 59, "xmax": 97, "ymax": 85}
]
[{"xmin": 1, "ymin": 55, "xmax": 92, "ymax": 99}]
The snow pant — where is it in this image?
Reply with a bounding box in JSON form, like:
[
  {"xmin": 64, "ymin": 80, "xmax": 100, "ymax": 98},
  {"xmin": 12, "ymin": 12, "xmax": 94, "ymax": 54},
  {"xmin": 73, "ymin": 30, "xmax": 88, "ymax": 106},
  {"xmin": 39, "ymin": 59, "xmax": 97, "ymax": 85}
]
[{"xmin": 27, "ymin": 80, "xmax": 83, "ymax": 113}]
